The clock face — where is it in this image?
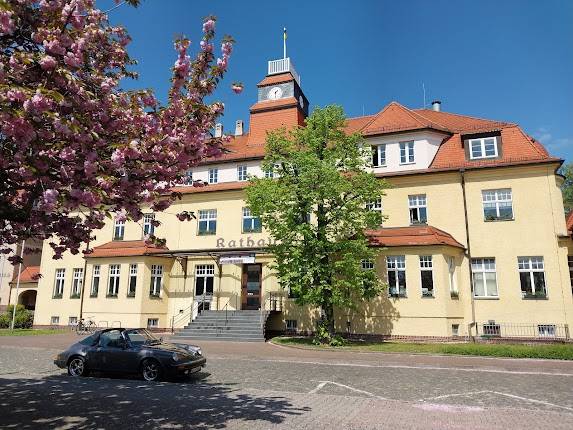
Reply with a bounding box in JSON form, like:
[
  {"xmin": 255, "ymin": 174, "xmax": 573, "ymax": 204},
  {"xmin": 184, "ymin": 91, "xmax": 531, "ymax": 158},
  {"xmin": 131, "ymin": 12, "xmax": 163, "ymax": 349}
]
[
  {"xmin": 268, "ymin": 86, "xmax": 283, "ymax": 100},
  {"xmin": 299, "ymin": 95, "xmax": 304, "ymax": 108}
]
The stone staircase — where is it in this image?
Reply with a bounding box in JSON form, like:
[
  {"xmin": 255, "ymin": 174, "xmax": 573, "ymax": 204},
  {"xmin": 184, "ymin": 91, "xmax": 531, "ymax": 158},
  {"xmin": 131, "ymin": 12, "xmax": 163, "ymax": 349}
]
[{"xmin": 172, "ymin": 310, "xmax": 269, "ymax": 342}]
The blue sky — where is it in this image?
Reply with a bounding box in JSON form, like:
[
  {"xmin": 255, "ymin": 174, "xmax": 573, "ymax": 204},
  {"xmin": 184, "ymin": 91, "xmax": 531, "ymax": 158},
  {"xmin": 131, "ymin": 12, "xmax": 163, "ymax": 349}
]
[{"xmin": 99, "ymin": 0, "xmax": 573, "ymax": 162}]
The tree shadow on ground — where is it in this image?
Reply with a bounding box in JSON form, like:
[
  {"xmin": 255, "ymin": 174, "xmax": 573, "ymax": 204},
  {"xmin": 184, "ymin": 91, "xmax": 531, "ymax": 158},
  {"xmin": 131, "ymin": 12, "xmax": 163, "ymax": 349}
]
[{"xmin": 0, "ymin": 371, "xmax": 310, "ymax": 429}]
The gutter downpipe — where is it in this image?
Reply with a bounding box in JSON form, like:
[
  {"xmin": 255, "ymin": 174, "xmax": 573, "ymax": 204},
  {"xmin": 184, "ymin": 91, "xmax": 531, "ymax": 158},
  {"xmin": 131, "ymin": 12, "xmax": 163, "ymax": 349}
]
[{"xmin": 460, "ymin": 169, "xmax": 477, "ymax": 341}]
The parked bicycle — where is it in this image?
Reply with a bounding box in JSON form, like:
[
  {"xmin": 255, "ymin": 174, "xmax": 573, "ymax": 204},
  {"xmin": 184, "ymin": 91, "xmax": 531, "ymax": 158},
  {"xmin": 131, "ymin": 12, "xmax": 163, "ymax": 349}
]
[{"xmin": 76, "ymin": 318, "xmax": 97, "ymax": 334}]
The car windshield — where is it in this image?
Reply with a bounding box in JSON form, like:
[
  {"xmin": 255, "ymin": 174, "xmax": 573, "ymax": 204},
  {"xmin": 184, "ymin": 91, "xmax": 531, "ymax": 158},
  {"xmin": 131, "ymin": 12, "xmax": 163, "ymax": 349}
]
[{"xmin": 124, "ymin": 329, "xmax": 161, "ymax": 346}]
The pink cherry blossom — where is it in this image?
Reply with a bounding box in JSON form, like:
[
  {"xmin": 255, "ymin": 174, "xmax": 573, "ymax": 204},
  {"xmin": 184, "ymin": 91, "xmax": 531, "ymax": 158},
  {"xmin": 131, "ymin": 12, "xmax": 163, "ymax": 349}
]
[
  {"xmin": 39, "ymin": 55, "xmax": 57, "ymax": 70},
  {"xmin": 0, "ymin": 11, "xmax": 15, "ymax": 36}
]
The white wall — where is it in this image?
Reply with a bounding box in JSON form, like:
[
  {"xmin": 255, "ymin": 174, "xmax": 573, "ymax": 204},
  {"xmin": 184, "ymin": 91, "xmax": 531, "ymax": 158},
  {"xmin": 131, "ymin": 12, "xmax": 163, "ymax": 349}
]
[{"xmin": 191, "ymin": 160, "xmax": 265, "ymax": 184}]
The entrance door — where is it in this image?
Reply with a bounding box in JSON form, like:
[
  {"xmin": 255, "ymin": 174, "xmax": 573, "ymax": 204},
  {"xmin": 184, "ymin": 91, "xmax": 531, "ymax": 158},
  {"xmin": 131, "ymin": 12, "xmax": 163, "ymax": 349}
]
[{"xmin": 242, "ymin": 264, "xmax": 261, "ymax": 310}]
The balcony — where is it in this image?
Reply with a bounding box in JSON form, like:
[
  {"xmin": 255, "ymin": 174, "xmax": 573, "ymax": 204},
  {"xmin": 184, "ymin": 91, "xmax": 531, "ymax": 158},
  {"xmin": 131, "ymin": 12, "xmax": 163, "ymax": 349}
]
[{"xmin": 267, "ymin": 58, "xmax": 300, "ymax": 85}]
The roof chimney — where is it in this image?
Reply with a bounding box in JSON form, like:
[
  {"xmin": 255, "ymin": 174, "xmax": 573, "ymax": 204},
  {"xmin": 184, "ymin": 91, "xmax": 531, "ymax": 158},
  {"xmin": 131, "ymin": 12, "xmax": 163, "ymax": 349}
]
[
  {"xmin": 214, "ymin": 123, "xmax": 223, "ymax": 138},
  {"xmin": 431, "ymin": 100, "xmax": 441, "ymax": 112},
  {"xmin": 235, "ymin": 120, "xmax": 244, "ymax": 136}
]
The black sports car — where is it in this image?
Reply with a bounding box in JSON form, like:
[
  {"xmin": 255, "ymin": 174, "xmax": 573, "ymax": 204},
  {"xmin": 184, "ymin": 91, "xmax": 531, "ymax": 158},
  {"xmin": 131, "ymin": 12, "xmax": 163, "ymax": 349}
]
[{"xmin": 54, "ymin": 328, "xmax": 206, "ymax": 381}]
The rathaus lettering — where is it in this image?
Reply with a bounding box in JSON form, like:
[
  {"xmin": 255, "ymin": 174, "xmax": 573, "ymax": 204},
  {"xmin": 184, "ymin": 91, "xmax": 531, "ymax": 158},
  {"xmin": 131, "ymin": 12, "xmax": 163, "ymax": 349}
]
[{"xmin": 216, "ymin": 237, "xmax": 275, "ymax": 248}]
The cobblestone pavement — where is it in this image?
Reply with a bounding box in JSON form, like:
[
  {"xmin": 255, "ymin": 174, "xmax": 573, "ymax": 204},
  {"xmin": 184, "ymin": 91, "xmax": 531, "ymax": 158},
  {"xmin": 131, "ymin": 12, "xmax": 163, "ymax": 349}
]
[{"xmin": 0, "ymin": 336, "xmax": 572, "ymax": 429}]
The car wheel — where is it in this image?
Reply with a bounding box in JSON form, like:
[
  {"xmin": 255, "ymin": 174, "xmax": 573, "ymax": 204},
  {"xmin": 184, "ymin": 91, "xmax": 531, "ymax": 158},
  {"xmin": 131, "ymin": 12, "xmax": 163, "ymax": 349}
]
[
  {"xmin": 67, "ymin": 356, "xmax": 87, "ymax": 377},
  {"xmin": 141, "ymin": 359, "xmax": 162, "ymax": 382}
]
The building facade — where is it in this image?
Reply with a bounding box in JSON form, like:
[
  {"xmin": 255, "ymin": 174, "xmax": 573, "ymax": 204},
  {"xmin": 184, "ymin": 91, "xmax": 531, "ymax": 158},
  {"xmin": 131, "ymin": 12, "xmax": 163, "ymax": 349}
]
[{"xmin": 29, "ymin": 57, "xmax": 573, "ymax": 339}]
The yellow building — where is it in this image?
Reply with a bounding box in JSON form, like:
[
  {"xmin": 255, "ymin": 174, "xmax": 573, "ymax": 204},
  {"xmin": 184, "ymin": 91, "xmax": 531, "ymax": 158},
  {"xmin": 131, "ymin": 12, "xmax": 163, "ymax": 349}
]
[{"xmin": 30, "ymin": 57, "xmax": 573, "ymax": 341}]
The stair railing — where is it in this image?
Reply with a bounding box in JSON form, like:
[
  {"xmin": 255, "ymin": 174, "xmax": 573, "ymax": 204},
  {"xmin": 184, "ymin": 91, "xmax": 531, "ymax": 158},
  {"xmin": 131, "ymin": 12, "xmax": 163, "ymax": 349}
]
[
  {"xmin": 170, "ymin": 301, "xmax": 199, "ymax": 334},
  {"xmin": 222, "ymin": 301, "xmax": 229, "ymax": 325}
]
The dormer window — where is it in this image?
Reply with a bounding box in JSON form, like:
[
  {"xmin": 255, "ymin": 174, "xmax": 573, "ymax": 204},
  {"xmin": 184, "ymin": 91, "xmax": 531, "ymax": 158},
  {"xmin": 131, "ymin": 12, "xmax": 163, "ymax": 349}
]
[
  {"xmin": 399, "ymin": 141, "xmax": 415, "ymax": 164},
  {"xmin": 469, "ymin": 137, "xmax": 498, "ymax": 159}
]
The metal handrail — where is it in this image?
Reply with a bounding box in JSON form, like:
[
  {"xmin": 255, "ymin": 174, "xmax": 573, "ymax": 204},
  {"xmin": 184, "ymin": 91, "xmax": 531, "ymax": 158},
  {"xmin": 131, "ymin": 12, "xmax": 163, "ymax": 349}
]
[
  {"xmin": 222, "ymin": 301, "xmax": 229, "ymax": 325},
  {"xmin": 170, "ymin": 302, "xmax": 199, "ymax": 334}
]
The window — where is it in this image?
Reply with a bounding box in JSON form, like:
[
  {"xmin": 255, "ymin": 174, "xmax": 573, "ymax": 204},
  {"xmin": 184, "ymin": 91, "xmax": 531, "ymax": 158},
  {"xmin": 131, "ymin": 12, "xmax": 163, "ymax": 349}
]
[
  {"xmin": 108, "ymin": 264, "xmax": 120, "ymax": 297},
  {"xmin": 242, "ymin": 207, "xmax": 262, "ymax": 233},
  {"xmin": 50, "ymin": 316, "xmax": 60, "ymax": 325},
  {"xmin": 285, "ymin": 319, "xmax": 297, "ymax": 333},
  {"xmin": 143, "ymin": 213, "xmax": 155, "ymax": 237},
  {"xmin": 419, "ymin": 256, "xmax": 434, "ymax": 297},
  {"xmin": 452, "ymin": 324, "xmax": 460, "ymax": 336},
  {"xmin": 399, "ymin": 141, "xmax": 414, "ymax": 164},
  {"xmin": 471, "ymin": 258, "xmax": 498, "ymax": 298},
  {"xmin": 53, "ymin": 268, "xmax": 65, "ymax": 298},
  {"xmin": 482, "ymin": 189, "xmax": 513, "ymax": 221},
  {"xmin": 113, "ymin": 218, "xmax": 125, "ymax": 240},
  {"xmin": 147, "ymin": 318, "xmax": 159, "ymax": 329},
  {"xmin": 183, "ymin": 170, "xmax": 193, "ymax": 185},
  {"xmin": 71, "ymin": 268, "xmax": 83, "ymax": 298},
  {"xmin": 387, "ymin": 256, "xmax": 406, "ymax": 297},
  {"xmin": 98, "ymin": 329, "xmax": 124, "ymax": 348},
  {"xmin": 366, "ymin": 198, "xmax": 382, "ymax": 213},
  {"xmin": 265, "ymin": 167, "xmax": 274, "ymax": 178},
  {"xmin": 371, "ymin": 144, "xmax": 386, "ymax": 167},
  {"xmin": 195, "ymin": 264, "xmax": 215, "ymax": 297},
  {"xmin": 237, "ymin": 165, "xmax": 248, "ymax": 181},
  {"xmin": 469, "ymin": 136, "xmax": 498, "ymax": 159},
  {"xmin": 569, "ymin": 256, "xmax": 573, "ymax": 294},
  {"xmin": 90, "ymin": 265, "xmax": 100, "ymax": 297},
  {"xmin": 538, "ymin": 324, "xmax": 556, "ymax": 337},
  {"xmin": 208, "ymin": 168, "xmax": 218, "ymax": 184},
  {"xmin": 482, "ymin": 321, "xmax": 501, "ymax": 337},
  {"xmin": 128, "ymin": 264, "xmax": 137, "ymax": 297},
  {"xmin": 150, "ymin": 265, "xmax": 163, "ymax": 297},
  {"xmin": 69, "ymin": 316, "xmax": 78, "ymax": 326},
  {"xmin": 408, "ymin": 194, "xmax": 427, "ymax": 224},
  {"xmin": 198, "ymin": 209, "xmax": 217, "ymax": 235},
  {"xmin": 362, "ymin": 260, "xmax": 374, "ymax": 270},
  {"xmin": 518, "ymin": 257, "xmax": 546, "ymax": 299}
]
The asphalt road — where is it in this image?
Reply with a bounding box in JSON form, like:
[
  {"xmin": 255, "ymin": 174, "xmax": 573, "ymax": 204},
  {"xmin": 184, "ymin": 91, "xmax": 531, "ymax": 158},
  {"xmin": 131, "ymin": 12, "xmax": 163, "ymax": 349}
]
[{"xmin": 0, "ymin": 333, "xmax": 572, "ymax": 429}]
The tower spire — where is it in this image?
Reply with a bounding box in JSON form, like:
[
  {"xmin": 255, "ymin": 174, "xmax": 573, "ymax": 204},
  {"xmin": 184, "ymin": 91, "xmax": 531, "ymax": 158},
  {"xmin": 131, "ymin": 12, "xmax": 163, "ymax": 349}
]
[{"xmin": 283, "ymin": 27, "xmax": 287, "ymax": 59}]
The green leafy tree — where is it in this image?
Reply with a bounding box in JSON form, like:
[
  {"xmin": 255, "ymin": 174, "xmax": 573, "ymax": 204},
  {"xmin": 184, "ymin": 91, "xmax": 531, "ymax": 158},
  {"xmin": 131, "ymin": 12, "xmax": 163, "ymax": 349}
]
[
  {"xmin": 246, "ymin": 106, "xmax": 389, "ymax": 342},
  {"xmin": 560, "ymin": 163, "xmax": 573, "ymax": 212}
]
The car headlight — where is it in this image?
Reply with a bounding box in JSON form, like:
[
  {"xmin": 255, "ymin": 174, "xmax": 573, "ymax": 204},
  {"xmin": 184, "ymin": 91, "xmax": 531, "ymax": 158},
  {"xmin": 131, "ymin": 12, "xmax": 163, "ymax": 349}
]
[{"xmin": 186, "ymin": 346, "xmax": 202, "ymax": 356}]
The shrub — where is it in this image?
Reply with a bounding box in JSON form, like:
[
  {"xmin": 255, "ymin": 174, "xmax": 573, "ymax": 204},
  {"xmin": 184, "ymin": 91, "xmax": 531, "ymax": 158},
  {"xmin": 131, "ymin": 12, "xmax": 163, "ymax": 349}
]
[{"xmin": 0, "ymin": 305, "xmax": 33, "ymax": 329}]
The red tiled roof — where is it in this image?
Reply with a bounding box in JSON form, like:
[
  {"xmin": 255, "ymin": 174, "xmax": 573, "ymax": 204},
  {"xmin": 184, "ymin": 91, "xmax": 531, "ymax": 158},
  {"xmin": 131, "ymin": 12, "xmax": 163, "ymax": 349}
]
[
  {"xmin": 257, "ymin": 72, "xmax": 295, "ymax": 87},
  {"xmin": 366, "ymin": 226, "xmax": 465, "ymax": 249},
  {"xmin": 87, "ymin": 241, "xmax": 168, "ymax": 258},
  {"xmin": 11, "ymin": 266, "xmax": 40, "ymax": 284}
]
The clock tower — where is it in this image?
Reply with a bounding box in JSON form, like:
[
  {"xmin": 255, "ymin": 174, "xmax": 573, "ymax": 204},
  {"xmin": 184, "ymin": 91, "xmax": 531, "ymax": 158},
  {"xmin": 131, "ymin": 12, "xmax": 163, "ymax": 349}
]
[{"xmin": 248, "ymin": 57, "xmax": 309, "ymax": 144}]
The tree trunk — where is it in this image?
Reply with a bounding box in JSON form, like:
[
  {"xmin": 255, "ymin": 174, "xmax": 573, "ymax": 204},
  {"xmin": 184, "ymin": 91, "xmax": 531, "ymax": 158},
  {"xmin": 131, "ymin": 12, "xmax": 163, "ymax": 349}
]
[{"xmin": 323, "ymin": 300, "xmax": 335, "ymax": 337}]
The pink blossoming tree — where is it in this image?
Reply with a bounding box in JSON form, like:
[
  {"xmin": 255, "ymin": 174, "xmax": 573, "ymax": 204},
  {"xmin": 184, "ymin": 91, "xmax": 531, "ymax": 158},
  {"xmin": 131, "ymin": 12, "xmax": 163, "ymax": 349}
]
[{"xmin": 0, "ymin": 0, "xmax": 236, "ymax": 261}]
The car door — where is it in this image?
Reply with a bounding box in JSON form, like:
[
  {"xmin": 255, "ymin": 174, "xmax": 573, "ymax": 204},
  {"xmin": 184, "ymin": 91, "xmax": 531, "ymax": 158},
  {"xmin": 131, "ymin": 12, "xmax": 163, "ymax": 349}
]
[{"xmin": 93, "ymin": 329, "xmax": 134, "ymax": 373}]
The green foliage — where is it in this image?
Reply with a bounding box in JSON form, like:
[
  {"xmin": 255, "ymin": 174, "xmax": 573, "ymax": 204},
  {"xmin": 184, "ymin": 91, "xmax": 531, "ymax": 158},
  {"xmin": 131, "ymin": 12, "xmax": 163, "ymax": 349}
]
[
  {"xmin": 0, "ymin": 305, "xmax": 33, "ymax": 329},
  {"xmin": 560, "ymin": 163, "xmax": 573, "ymax": 212},
  {"xmin": 246, "ymin": 105, "xmax": 389, "ymax": 338}
]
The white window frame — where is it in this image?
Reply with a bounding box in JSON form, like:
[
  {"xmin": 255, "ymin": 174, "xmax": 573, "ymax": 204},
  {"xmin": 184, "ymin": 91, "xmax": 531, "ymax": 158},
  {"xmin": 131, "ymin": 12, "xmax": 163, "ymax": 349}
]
[
  {"xmin": 50, "ymin": 316, "xmax": 60, "ymax": 325},
  {"xmin": 361, "ymin": 260, "xmax": 374, "ymax": 270},
  {"xmin": 128, "ymin": 264, "xmax": 138, "ymax": 297},
  {"xmin": 366, "ymin": 198, "xmax": 382, "ymax": 213},
  {"xmin": 183, "ymin": 170, "xmax": 193, "ymax": 185},
  {"xmin": 208, "ymin": 168, "xmax": 218, "ymax": 184},
  {"xmin": 90, "ymin": 265, "xmax": 100, "ymax": 297},
  {"xmin": 537, "ymin": 324, "xmax": 556, "ymax": 337},
  {"xmin": 471, "ymin": 258, "xmax": 498, "ymax": 298},
  {"xmin": 371, "ymin": 144, "xmax": 386, "ymax": 167},
  {"xmin": 469, "ymin": 136, "xmax": 498, "ymax": 160},
  {"xmin": 53, "ymin": 268, "xmax": 65, "ymax": 298},
  {"xmin": 568, "ymin": 256, "xmax": 573, "ymax": 294},
  {"xmin": 419, "ymin": 256, "xmax": 434, "ymax": 297},
  {"xmin": 242, "ymin": 207, "xmax": 261, "ymax": 233},
  {"xmin": 147, "ymin": 318, "xmax": 159, "ymax": 328},
  {"xmin": 408, "ymin": 194, "xmax": 427, "ymax": 224},
  {"xmin": 518, "ymin": 256, "xmax": 547, "ymax": 298},
  {"xmin": 113, "ymin": 218, "xmax": 125, "ymax": 240},
  {"xmin": 69, "ymin": 316, "xmax": 78, "ymax": 326},
  {"xmin": 399, "ymin": 141, "xmax": 415, "ymax": 164},
  {"xmin": 150, "ymin": 265, "xmax": 163, "ymax": 297},
  {"xmin": 108, "ymin": 264, "xmax": 120, "ymax": 297},
  {"xmin": 482, "ymin": 189, "xmax": 513, "ymax": 221},
  {"xmin": 237, "ymin": 165, "xmax": 248, "ymax": 181},
  {"xmin": 71, "ymin": 268, "xmax": 83, "ymax": 298},
  {"xmin": 195, "ymin": 264, "xmax": 215, "ymax": 297},
  {"xmin": 198, "ymin": 209, "xmax": 217, "ymax": 235},
  {"xmin": 386, "ymin": 256, "xmax": 406, "ymax": 297},
  {"xmin": 143, "ymin": 213, "xmax": 155, "ymax": 237}
]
